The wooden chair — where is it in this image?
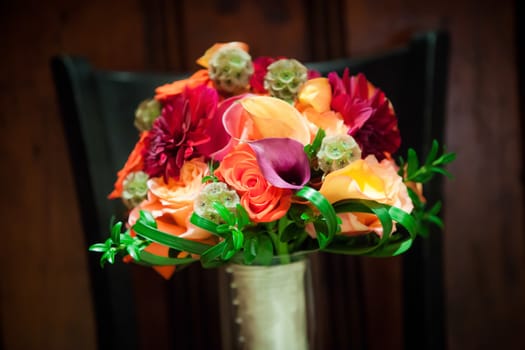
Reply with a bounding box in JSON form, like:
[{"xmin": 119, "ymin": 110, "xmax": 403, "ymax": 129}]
[{"xmin": 51, "ymin": 30, "xmax": 449, "ymax": 350}]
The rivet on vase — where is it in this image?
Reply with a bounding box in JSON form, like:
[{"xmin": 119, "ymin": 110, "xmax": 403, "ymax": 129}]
[{"xmin": 235, "ymin": 317, "xmax": 242, "ymax": 324}]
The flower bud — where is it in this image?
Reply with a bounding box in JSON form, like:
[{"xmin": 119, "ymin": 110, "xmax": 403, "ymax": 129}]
[
  {"xmin": 194, "ymin": 182, "xmax": 240, "ymax": 223},
  {"xmin": 208, "ymin": 46, "xmax": 254, "ymax": 94},
  {"xmin": 134, "ymin": 99, "xmax": 161, "ymax": 131},
  {"xmin": 264, "ymin": 59, "xmax": 308, "ymax": 102},
  {"xmin": 317, "ymin": 134, "xmax": 362, "ymax": 173},
  {"xmin": 122, "ymin": 171, "xmax": 149, "ymax": 208}
]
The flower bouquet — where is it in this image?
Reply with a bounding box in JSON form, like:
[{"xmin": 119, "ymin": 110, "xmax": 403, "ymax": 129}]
[{"xmin": 90, "ymin": 42, "xmax": 455, "ymax": 348}]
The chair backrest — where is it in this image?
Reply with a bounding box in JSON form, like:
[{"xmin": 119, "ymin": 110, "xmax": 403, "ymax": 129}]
[{"xmin": 51, "ymin": 30, "xmax": 448, "ymax": 350}]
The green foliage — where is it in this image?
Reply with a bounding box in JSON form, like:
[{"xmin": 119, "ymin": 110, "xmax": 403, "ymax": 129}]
[
  {"xmin": 89, "ymin": 221, "xmax": 149, "ymax": 267},
  {"xmin": 398, "ymin": 140, "xmax": 456, "ymax": 183},
  {"xmin": 326, "ymin": 199, "xmax": 416, "ymax": 256},
  {"xmin": 406, "ymin": 188, "xmax": 444, "ymax": 238},
  {"xmin": 191, "ymin": 203, "xmax": 254, "ymax": 268},
  {"xmin": 397, "ymin": 140, "xmax": 455, "ymax": 236},
  {"xmin": 304, "ymin": 128, "xmax": 326, "ymax": 160}
]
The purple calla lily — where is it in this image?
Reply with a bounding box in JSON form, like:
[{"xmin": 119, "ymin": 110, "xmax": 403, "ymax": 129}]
[{"xmin": 248, "ymin": 138, "xmax": 311, "ymax": 190}]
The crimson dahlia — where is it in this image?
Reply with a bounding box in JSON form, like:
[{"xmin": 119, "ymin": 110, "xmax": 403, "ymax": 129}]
[
  {"xmin": 142, "ymin": 85, "xmax": 224, "ymax": 181},
  {"xmin": 328, "ymin": 69, "xmax": 400, "ymax": 160}
]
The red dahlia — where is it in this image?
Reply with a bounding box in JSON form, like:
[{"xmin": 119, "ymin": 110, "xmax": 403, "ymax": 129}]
[
  {"xmin": 328, "ymin": 69, "xmax": 401, "ymax": 160},
  {"xmin": 142, "ymin": 85, "xmax": 221, "ymax": 181}
]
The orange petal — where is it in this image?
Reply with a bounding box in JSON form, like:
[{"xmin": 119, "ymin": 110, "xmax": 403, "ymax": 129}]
[
  {"xmin": 297, "ymin": 77, "xmax": 332, "ymax": 113},
  {"xmin": 301, "ymin": 108, "xmax": 348, "ymax": 136},
  {"xmin": 154, "ymin": 70, "xmax": 210, "ymax": 102},
  {"xmin": 239, "ymin": 96, "xmax": 312, "ymax": 145},
  {"xmin": 339, "ymin": 212, "xmax": 384, "ymax": 237},
  {"xmin": 153, "ymin": 266, "xmax": 176, "ymax": 280},
  {"xmin": 196, "ymin": 42, "xmax": 250, "ymax": 68}
]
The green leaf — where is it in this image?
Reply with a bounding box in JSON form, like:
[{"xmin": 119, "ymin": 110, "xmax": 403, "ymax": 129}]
[
  {"xmin": 139, "ymin": 210, "xmax": 157, "ymax": 228},
  {"xmin": 388, "ymin": 206, "xmax": 417, "ymax": 239},
  {"xmin": 110, "ymin": 221, "xmax": 123, "ymax": 245},
  {"xmin": 200, "ymin": 241, "xmax": 227, "ymax": 268},
  {"xmin": 138, "ymin": 251, "xmax": 196, "ymax": 266},
  {"xmin": 429, "ymin": 201, "xmax": 442, "ymax": 215},
  {"xmin": 252, "ymin": 235, "xmax": 274, "ymax": 265},
  {"xmin": 236, "ymin": 205, "xmax": 251, "ymax": 229},
  {"xmin": 221, "ymin": 239, "xmax": 236, "ymax": 261},
  {"xmin": 304, "ymin": 128, "xmax": 326, "ymax": 159},
  {"xmin": 243, "ymin": 237, "xmax": 258, "ymax": 264},
  {"xmin": 407, "ymin": 148, "xmax": 419, "ymax": 176},
  {"xmin": 232, "ymin": 229, "xmax": 244, "ymax": 251},
  {"xmin": 133, "ymin": 220, "xmax": 213, "ymax": 255},
  {"xmin": 429, "ymin": 166, "xmax": 453, "ymax": 178},
  {"xmin": 127, "ymin": 244, "xmax": 141, "ymax": 261},
  {"xmin": 425, "ymin": 214, "xmax": 444, "ymax": 229},
  {"xmin": 216, "ymin": 224, "xmax": 231, "ymax": 234},
  {"xmin": 280, "ymin": 224, "xmax": 306, "ymax": 243},
  {"xmin": 370, "ymin": 237, "xmax": 414, "ymax": 257},
  {"xmin": 213, "ymin": 202, "xmax": 235, "ymax": 225},
  {"xmin": 295, "ymin": 186, "xmax": 339, "ymax": 248},
  {"xmin": 89, "ymin": 243, "xmax": 108, "ymax": 252},
  {"xmin": 397, "ymin": 156, "xmax": 406, "ymax": 178},
  {"xmin": 434, "ymin": 152, "xmax": 456, "ymax": 165},
  {"xmin": 333, "ymin": 199, "xmax": 392, "ymax": 245},
  {"xmin": 425, "ymin": 139, "xmax": 440, "ymax": 165},
  {"xmin": 190, "ymin": 213, "xmax": 220, "ymax": 235},
  {"xmin": 327, "ymin": 199, "xmax": 417, "ymax": 257}
]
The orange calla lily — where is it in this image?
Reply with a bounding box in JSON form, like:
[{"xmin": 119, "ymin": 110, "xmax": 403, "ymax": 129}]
[{"xmin": 223, "ymin": 95, "xmax": 312, "ymax": 145}]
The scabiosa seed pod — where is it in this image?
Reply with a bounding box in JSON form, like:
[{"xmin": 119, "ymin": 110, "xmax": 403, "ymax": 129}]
[
  {"xmin": 122, "ymin": 171, "xmax": 149, "ymax": 208},
  {"xmin": 134, "ymin": 98, "xmax": 161, "ymax": 131},
  {"xmin": 194, "ymin": 182, "xmax": 240, "ymax": 223},
  {"xmin": 317, "ymin": 134, "xmax": 362, "ymax": 173},
  {"xmin": 208, "ymin": 46, "xmax": 254, "ymax": 95},
  {"xmin": 264, "ymin": 58, "xmax": 308, "ymax": 102}
]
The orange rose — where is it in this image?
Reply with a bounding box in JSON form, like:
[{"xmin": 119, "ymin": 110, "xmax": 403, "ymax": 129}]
[
  {"xmin": 319, "ymin": 155, "xmax": 413, "ymax": 237},
  {"xmin": 215, "ymin": 143, "xmax": 291, "ymax": 223},
  {"xmin": 128, "ymin": 158, "xmax": 216, "ymax": 279},
  {"xmin": 108, "ymin": 131, "xmax": 148, "ymax": 199}
]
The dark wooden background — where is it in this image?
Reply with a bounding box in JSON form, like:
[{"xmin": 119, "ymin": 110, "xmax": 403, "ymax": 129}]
[{"xmin": 1, "ymin": 0, "xmax": 524, "ymax": 349}]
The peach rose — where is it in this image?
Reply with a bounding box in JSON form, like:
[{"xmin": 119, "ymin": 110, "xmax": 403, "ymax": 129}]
[
  {"xmin": 318, "ymin": 155, "xmax": 413, "ymax": 237},
  {"xmin": 128, "ymin": 158, "xmax": 216, "ymax": 279},
  {"xmin": 214, "ymin": 143, "xmax": 291, "ymax": 223}
]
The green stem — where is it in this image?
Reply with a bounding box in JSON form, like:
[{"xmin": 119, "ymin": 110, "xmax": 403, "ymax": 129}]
[{"xmin": 268, "ymin": 230, "xmax": 290, "ymax": 265}]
